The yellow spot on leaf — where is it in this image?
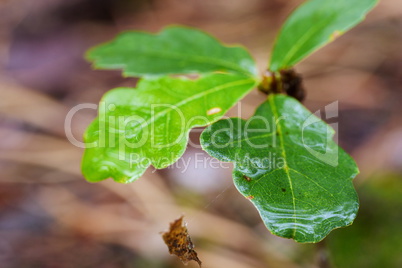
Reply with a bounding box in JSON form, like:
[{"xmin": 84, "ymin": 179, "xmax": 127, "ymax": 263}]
[
  {"xmin": 246, "ymin": 195, "xmax": 254, "ymax": 200},
  {"xmin": 330, "ymin": 30, "xmax": 344, "ymax": 41},
  {"xmin": 207, "ymin": 107, "xmax": 222, "ymax": 115}
]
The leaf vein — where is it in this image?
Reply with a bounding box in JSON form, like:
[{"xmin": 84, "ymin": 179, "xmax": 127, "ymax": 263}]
[{"xmin": 269, "ymin": 96, "xmax": 298, "ymax": 238}]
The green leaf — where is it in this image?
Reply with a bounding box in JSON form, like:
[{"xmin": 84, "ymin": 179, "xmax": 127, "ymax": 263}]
[
  {"xmin": 269, "ymin": 0, "xmax": 378, "ymax": 71},
  {"xmin": 82, "ymin": 73, "xmax": 257, "ymax": 183},
  {"xmin": 86, "ymin": 26, "xmax": 257, "ymax": 77},
  {"xmin": 200, "ymin": 94, "xmax": 359, "ymax": 243}
]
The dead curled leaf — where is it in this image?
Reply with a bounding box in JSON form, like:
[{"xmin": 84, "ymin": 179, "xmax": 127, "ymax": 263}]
[{"xmin": 162, "ymin": 216, "xmax": 202, "ymax": 267}]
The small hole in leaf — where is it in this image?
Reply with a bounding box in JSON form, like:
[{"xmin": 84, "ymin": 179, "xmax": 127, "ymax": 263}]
[
  {"xmin": 281, "ymin": 188, "xmax": 286, "ymax": 192},
  {"xmin": 207, "ymin": 107, "xmax": 222, "ymax": 115},
  {"xmin": 170, "ymin": 74, "xmax": 200, "ymax": 80}
]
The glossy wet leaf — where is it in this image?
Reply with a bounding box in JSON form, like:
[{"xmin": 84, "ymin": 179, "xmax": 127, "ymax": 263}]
[
  {"xmin": 269, "ymin": 0, "xmax": 378, "ymax": 71},
  {"xmin": 87, "ymin": 26, "xmax": 257, "ymax": 77},
  {"xmin": 201, "ymin": 94, "xmax": 359, "ymax": 243},
  {"xmin": 82, "ymin": 73, "xmax": 257, "ymax": 183}
]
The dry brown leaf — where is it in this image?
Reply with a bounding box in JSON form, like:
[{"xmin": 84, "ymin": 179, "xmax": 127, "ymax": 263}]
[{"xmin": 162, "ymin": 216, "xmax": 202, "ymax": 267}]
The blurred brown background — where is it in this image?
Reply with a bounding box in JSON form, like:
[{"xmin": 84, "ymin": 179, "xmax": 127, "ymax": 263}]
[{"xmin": 0, "ymin": 0, "xmax": 402, "ymax": 267}]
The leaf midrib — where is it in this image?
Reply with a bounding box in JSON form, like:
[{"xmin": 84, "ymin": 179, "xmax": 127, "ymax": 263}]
[
  {"xmin": 269, "ymin": 96, "xmax": 297, "ymax": 238},
  {"xmin": 225, "ymin": 132, "xmax": 274, "ymax": 146},
  {"xmin": 278, "ymin": 13, "xmax": 337, "ymax": 69},
  {"xmin": 99, "ymin": 48, "xmax": 254, "ymax": 76},
  {"xmin": 138, "ymin": 78, "xmax": 255, "ymax": 130}
]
